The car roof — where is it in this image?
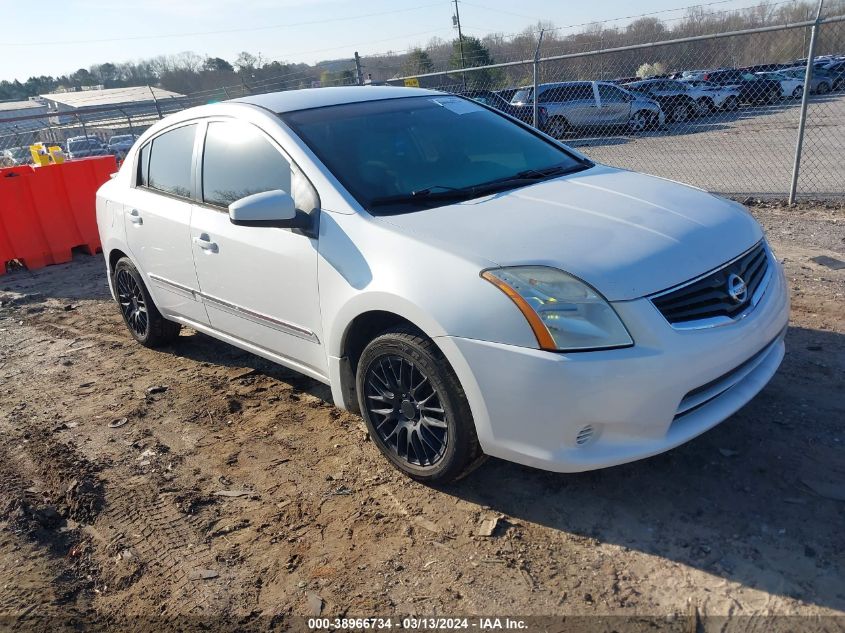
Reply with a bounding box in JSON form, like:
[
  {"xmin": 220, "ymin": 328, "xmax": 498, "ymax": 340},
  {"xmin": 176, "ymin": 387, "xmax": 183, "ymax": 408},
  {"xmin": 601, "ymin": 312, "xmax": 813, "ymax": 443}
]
[
  {"xmin": 537, "ymin": 81, "xmax": 591, "ymax": 89},
  {"xmin": 232, "ymin": 86, "xmax": 439, "ymax": 113}
]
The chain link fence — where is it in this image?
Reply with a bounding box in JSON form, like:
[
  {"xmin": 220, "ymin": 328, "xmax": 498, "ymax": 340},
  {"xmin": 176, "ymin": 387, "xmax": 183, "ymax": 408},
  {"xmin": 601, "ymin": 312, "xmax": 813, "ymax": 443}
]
[
  {"xmin": 1, "ymin": 16, "xmax": 842, "ymax": 200},
  {"xmin": 380, "ymin": 14, "xmax": 845, "ymax": 200}
]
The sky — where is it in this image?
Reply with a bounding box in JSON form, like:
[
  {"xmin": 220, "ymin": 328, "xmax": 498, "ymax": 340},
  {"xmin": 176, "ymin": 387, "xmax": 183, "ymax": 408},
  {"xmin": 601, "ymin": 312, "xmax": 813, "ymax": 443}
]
[{"xmin": 1, "ymin": 0, "xmax": 755, "ymax": 82}]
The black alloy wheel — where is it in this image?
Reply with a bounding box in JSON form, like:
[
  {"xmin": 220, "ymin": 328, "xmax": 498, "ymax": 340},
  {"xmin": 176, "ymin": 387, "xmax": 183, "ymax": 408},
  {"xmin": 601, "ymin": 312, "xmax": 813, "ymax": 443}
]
[
  {"xmin": 364, "ymin": 354, "xmax": 448, "ymax": 467},
  {"xmin": 356, "ymin": 326, "xmax": 484, "ymax": 482},
  {"xmin": 112, "ymin": 257, "xmax": 181, "ymax": 347},
  {"xmin": 116, "ymin": 267, "xmax": 149, "ymax": 339}
]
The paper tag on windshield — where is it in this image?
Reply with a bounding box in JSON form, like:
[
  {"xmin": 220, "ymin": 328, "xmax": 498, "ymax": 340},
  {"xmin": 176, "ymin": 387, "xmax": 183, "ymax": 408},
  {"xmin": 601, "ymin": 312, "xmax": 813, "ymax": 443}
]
[{"xmin": 430, "ymin": 97, "xmax": 482, "ymax": 115}]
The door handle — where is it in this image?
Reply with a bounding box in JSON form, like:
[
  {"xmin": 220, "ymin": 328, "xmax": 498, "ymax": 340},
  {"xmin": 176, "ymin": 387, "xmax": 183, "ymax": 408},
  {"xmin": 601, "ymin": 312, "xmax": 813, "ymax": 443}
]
[
  {"xmin": 128, "ymin": 208, "xmax": 142, "ymax": 225},
  {"xmin": 193, "ymin": 234, "xmax": 218, "ymax": 253}
]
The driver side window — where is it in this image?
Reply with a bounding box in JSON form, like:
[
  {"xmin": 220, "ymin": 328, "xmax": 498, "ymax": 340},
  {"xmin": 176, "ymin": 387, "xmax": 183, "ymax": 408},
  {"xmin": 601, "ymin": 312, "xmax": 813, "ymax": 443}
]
[{"xmin": 201, "ymin": 121, "xmax": 293, "ymax": 209}]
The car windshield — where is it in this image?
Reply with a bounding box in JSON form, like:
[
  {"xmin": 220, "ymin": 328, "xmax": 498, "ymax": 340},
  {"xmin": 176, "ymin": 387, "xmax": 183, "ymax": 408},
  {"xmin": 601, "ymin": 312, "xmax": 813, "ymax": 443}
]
[
  {"xmin": 68, "ymin": 139, "xmax": 87, "ymax": 151},
  {"xmin": 111, "ymin": 136, "xmax": 131, "ymax": 143},
  {"xmin": 281, "ymin": 96, "xmax": 590, "ymax": 214}
]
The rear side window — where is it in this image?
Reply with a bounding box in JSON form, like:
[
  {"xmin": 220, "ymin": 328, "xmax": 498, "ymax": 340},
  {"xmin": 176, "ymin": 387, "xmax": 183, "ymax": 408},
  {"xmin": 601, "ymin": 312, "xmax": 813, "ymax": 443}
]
[
  {"xmin": 598, "ymin": 84, "xmax": 628, "ymax": 102},
  {"xmin": 201, "ymin": 121, "xmax": 291, "ymax": 208},
  {"xmin": 147, "ymin": 124, "xmax": 197, "ymax": 198},
  {"xmin": 137, "ymin": 143, "xmax": 150, "ymax": 187}
]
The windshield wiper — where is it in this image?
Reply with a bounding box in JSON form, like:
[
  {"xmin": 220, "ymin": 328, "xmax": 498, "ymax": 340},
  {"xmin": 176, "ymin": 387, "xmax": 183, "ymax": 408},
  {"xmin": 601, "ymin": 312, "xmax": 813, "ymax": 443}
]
[
  {"xmin": 369, "ymin": 163, "xmax": 591, "ymax": 209},
  {"xmin": 511, "ymin": 163, "xmax": 584, "ymax": 180},
  {"xmin": 370, "ymin": 185, "xmax": 478, "ymax": 207}
]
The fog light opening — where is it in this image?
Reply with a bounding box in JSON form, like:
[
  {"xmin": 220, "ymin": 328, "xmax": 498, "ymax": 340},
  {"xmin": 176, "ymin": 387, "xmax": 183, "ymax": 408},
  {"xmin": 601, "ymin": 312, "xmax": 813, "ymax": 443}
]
[{"xmin": 575, "ymin": 425, "xmax": 595, "ymax": 447}]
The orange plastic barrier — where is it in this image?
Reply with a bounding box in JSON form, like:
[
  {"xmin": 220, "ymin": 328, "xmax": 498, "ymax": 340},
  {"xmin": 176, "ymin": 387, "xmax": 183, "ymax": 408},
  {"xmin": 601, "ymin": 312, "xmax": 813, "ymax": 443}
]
[
  {"xmin": 0, "ymin": 156, "xmax": 116, "ymax": 275},
  {"xmin": 0, "ymin": 166, "xmax": 53, "ymax": 272}
]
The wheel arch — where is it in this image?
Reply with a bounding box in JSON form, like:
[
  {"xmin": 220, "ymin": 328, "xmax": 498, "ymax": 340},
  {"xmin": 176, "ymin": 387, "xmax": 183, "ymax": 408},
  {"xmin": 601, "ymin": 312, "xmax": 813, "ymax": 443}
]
[
  {"xmin": 330, "ymin": 300, "xmax": 446, "ymax": 413},
  {"xmin": 106, "ymin": 247, "xmax": 131, "ymax": 299}
]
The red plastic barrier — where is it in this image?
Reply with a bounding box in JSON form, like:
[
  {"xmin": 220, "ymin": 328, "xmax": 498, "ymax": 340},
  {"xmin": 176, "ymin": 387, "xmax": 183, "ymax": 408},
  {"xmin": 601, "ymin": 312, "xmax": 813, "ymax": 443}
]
[
  {"xmin": 0, "ymin": 208, "xmax": 15, "ymax": 276},
  {"xmin": 52, "ymin": 156, "xmax": 117, "ymax": 254},
  {"xmin": 0, "ymin": 156, "xmax": 116, "ymax": 274},
  {"xmin": 0, "ymin": 167, "xmax": 53, "ymax": 271}
]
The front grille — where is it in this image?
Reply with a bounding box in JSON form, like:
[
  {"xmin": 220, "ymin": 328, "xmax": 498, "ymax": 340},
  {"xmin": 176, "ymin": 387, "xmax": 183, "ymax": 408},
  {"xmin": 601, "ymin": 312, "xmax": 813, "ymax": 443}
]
[{"xmin": 651, "ymin": 242, "xmax": 770, "ymax": 327}]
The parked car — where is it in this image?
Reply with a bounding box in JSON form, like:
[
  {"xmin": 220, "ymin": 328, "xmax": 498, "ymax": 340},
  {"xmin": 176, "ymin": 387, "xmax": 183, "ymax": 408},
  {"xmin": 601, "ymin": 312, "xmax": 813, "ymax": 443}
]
[
  {"xmin": 621, "ymin": 79, "xmax": 699, "ymax": 122},
  {"xmin": 66, "ymin": 136, "xmax": 109, "ymax": 160},
  {"xmin": 108, "ymin": 134, "xmax": 138, "ymax": 158},
  {"xmin": 1, "ymin": 146, "xmax": 33, "ymax": 166},
  {"xmin": 780, "ymin": 66, "xmax": 833, "ymax": 94},
  {"xmin": 755, "ymin": 71, "xmax": 805, "ymax": 99},
  {"xmin": 679, "ymin": 79, "xmax": 741, "ymax": 111},
  {"xmin": 458, "ymin": 89, "xmax": 544, "ymax": 127},
  {"xmin": 510, "ymin": 81, "xmax": 664, "ymax": 137},
  {"xmin": 96, "ymin": 86, "xmax": 789, "ymax": 482},
  {"xmin": 821, "ymin": 60, "xmax": 845, "ymax": 89},
  {"xmin": 700, "ymin": 69, "xmax": 782, "ymax": 104},
  {"xmin": 495, "ymin": 87, "xmax": 518, "ymax": 103}
]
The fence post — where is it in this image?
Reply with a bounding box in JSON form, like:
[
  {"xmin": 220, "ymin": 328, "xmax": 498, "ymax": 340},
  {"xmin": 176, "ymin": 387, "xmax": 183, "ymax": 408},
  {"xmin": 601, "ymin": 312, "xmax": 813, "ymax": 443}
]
[
  {"xmin": 354, "ymin": 52, "xmax": 364, "ymax": 86},
  {"xmin": 148, "ymin": 85, "xmax": 163, "ymax": 119},
  {"xmin": 789, "ymin": 0, "xmax": 824, "ymax": 205},
  {"xmin": 532, "ymin": 30, "xmax": 545, "ymax": 129},
  {"xmin": 75, "ymin": 113, "xmax": 88, "ymax": 139},
  {"xmin": 118, "ymin": 108, "xmax": 135, "ymax": 136}
]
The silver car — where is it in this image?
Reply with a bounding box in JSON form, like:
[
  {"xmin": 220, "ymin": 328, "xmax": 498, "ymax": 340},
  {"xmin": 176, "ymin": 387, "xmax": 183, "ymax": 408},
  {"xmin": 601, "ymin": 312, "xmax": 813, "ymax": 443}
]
[
  {"xmin": 780, "ymin": 66, "xmax": 833, "ymax": 94},
  {"xmin": 510, "ymin": 81, "xmax": 664, "ymax": 137}
]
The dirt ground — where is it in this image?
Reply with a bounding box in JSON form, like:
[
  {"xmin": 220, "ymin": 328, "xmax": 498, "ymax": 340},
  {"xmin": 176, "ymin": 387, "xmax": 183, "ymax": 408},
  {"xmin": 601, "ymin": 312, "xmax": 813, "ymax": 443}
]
[{"xmin": 0, "ymin": 202, "xmax": 843, "ymax": 632}]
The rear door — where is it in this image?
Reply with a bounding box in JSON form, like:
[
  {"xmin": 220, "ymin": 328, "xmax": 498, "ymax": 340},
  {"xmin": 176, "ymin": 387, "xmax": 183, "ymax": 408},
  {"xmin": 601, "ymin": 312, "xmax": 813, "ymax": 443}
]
[
  {"xmin": 122, "ymin": 122, "xmax": 209, "ymax": 325},
  {"xmin": 189, "ymin": 119, "xmax": 326, "ymax": 379},
  {"xmin": 543, "ymin": 83, "xmax": 596, "ymax": 127}
]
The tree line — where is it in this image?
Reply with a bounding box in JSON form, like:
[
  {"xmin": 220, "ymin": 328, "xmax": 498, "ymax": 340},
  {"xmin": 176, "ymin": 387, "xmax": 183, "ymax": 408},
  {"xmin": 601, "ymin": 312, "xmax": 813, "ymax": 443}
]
[
  {"xmin": 381, "ymin": 0, "xmax": 845, "ymax": 89},
  {"xmin": 0, "ymin": 51, "xmax": 356, "ymax": 103}
]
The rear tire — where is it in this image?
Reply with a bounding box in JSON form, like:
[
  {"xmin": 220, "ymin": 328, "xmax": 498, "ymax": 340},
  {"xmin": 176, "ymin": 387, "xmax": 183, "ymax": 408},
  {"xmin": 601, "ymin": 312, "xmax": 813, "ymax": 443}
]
[
  {"xmin": 628, "ymin": 110, "xmax": 652, "ymax": 133},
  {"xmin": 723, "ymin": 95, "xmax": 739, "ymax": 111},
  {"xmin": 113, "ymin": 257, "xmax": 181, "ymax": 348},
  {"xmin": 356, "ymin": 326, "xmax": 485, "ymax": 483},
  {"xmin": 545, "ymin": 116, "xmax": 571, "ymax": 139},
  {"xmin": 670, "ymin": 103, "xmax": 692, "ymax": 123},
  {"xmin": 817, "ymin": 82, "xmax": 831, "ymax": 95}
]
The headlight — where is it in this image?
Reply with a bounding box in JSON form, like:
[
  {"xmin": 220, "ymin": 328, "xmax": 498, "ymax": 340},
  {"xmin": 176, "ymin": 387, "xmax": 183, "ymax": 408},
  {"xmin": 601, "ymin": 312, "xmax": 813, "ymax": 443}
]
[{"xmin": 481, "ymin": 266, "xmax": 633, "ymax": 351}]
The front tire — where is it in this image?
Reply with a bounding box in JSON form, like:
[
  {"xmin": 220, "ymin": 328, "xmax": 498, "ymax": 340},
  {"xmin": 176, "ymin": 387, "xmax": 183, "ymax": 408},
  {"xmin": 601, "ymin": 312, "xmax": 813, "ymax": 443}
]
[
  {"xmin": 670, "ymin": 102, "xmax": 693, "ymax": 123},
  {"xmin": 817, "ymin": 82, "xmax": 831, "ymax": 95},
  {"xmin": 356, "ymin": 326, "xmax": 484, "ymax": 483},
  {"xmin": 113, "ymin": 257, "xmax": 181, "ymax": 347}
]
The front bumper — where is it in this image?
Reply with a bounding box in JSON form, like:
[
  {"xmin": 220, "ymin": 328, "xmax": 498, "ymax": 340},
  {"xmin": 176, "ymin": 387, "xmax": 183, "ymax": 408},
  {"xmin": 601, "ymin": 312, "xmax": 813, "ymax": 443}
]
[{"xmin": 436, "ymin": 257, "xmax": 789, "ymax": 472}]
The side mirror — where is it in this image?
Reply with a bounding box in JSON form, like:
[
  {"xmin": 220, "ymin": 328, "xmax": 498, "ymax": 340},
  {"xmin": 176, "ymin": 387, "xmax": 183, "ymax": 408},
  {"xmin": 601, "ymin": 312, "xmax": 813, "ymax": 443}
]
[{"xmin": 228, "ymin": 189, "xmax": 310, "ymax": 230}]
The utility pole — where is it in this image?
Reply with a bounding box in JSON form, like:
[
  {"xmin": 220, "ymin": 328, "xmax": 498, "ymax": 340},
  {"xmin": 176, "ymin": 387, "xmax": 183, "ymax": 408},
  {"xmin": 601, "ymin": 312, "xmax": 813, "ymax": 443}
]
[
  {"xmin": 452, "ymin": 0, "xmax": 466, "ymax": 88},
  {"xmin": 354, "ymin": 51, "xmax": 364, "ymax": 85}
]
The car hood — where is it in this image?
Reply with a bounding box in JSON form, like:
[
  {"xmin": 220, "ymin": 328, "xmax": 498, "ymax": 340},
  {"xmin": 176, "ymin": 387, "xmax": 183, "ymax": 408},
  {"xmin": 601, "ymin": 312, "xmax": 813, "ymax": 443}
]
[{"xmin": 374, "ymin": 165, "xmax": 763, "ymax": 301}]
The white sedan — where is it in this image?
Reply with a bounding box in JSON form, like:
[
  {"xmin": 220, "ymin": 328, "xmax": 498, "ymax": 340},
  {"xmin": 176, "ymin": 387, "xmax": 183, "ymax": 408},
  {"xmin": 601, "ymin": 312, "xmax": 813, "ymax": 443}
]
[
  {"xmin": 756, "ymin": 71, "xmax": 804, "ymax": 99},
  {"xmin": 96, "ymin": 87, "xmax": 789, "ymax": 482},
  {"xmin": 680, "ymin": 79, "xmax": 741, "ymax": 111}
]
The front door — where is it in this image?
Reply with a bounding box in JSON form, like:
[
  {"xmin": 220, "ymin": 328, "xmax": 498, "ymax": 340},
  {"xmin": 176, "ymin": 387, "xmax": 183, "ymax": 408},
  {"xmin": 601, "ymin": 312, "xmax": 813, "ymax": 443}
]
[{"xmin": 189, "ymin": 119, "xmax": 326, "ymax": 378}]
